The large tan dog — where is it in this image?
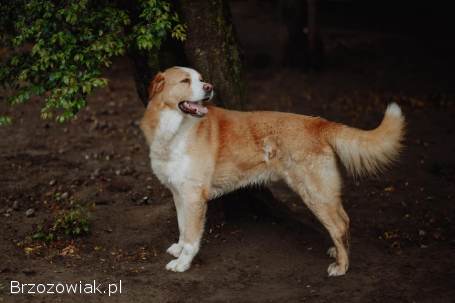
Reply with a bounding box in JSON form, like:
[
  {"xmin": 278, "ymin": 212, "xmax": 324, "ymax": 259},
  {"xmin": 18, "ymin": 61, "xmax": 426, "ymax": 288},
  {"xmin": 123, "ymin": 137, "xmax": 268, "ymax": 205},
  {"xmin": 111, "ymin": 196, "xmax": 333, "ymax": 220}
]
[{"xmin": 140, "ymin": 66, "xmax": 404, "ymax": 276}]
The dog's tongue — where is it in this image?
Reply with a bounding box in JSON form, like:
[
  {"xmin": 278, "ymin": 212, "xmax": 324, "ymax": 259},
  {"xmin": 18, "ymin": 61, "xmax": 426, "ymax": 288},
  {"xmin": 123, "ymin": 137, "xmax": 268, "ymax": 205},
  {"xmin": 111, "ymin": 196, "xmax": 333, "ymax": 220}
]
[
  {"xmin": 186, "ymin": 101, "xmax": 207, "ymax": 114},
  {"xmin": 182, "ymin": 101, "xmax": 208, "ymax": 116}
]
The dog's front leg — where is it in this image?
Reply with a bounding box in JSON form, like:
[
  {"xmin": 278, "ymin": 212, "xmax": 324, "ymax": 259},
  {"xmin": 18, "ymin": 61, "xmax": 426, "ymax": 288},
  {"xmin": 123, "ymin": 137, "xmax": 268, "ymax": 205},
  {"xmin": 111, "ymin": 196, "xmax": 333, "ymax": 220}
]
[
  {"xmin": 165, "ymin": 191, "xmax": 207, "ymax": 272},
  {"xmin": 166, "ymin": 193, "xmax": 185, "ymax": 258}
]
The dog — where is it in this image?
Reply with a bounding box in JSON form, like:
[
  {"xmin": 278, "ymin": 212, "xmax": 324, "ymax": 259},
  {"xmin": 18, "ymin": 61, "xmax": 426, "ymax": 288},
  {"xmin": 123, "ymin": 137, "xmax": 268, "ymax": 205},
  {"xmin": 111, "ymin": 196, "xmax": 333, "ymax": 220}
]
[{"xmin": 140, "ymin": 66, "xmax": 405, "ymax": 276}]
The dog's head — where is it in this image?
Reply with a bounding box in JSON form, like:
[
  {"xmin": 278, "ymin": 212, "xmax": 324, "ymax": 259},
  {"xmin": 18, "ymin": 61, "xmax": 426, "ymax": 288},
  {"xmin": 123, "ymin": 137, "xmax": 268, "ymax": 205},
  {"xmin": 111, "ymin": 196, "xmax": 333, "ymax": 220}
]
[{"xmin": 148, "ymin": 66, "xmax": 214, "ymax": 118}]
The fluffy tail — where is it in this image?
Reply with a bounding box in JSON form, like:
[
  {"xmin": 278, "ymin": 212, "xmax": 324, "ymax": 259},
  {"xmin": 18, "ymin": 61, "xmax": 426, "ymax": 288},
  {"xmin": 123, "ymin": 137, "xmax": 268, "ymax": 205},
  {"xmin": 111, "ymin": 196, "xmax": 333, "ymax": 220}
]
[{"xmin": 326, "ymin": 103, "xmax": 405, "ymax": 177}]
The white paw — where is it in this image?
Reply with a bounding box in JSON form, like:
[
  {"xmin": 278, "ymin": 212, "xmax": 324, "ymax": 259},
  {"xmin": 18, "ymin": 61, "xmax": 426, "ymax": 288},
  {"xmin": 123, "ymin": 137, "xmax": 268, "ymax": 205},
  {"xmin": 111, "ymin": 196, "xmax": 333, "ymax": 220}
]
[
  {"xmin": 166, "ymin": 243, "xmax": 183, "ymax": 258},
  {"xmin": 327, "ymin": 246, "xmax": 337, "ymax": 259},
  {"xmin": 165, "ymin": 258, "xmax": 191, "ymax": 272},
  {"xmin": 327, "ymin": 262, "xmax": 347, "ymax": 277}
]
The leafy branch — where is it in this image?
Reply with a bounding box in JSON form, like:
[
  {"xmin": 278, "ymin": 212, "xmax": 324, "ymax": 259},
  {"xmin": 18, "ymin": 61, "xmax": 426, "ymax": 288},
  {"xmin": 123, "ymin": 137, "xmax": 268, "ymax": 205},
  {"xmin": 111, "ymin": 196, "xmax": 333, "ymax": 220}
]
[{"xmin": 0, "ymin": 0, "xmax": 186, "ymax": 124}]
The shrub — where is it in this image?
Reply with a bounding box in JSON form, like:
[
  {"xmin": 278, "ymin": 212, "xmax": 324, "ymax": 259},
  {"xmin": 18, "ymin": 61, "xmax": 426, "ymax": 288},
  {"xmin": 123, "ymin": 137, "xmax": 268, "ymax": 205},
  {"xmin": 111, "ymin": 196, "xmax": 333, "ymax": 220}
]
[
  {"xmin": 0, "ymin": 0, "xmax": 185, "ymax": 124},
  {"xmin": 33, "ymin": 204, "xmax": 91, "ymax": 242}
]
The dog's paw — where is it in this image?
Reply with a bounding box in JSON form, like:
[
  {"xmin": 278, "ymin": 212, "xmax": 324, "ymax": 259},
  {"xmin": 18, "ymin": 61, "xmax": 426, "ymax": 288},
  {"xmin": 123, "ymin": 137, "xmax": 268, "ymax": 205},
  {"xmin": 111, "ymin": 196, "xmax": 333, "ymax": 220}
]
[
  {"xmin": 327, "ymin": 262, "xmax": 347, "ymax": 277},
  {"xmin": 166, "ymin": 243, "xmax": 183, "ymax": 258},
  {"xmin": 165, "ymin": 258, "xmax": 191, "ymax": 272},
  {"xmin": 326, "ymin": 247, "xmax": 337, "ymax": 259}
]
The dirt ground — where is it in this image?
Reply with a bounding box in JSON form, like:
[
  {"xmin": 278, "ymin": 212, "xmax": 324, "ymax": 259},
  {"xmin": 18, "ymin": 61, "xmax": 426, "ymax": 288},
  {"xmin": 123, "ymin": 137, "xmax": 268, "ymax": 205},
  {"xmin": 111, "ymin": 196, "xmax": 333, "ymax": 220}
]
[{"xmin": 1, "ymin": 2, "xmax": 455, "ymax": 303}]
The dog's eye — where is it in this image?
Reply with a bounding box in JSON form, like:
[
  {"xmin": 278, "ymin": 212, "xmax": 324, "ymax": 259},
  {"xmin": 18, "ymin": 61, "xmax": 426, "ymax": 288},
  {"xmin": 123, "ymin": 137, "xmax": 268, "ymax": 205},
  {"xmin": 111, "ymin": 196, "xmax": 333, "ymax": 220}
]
[{"xmin": 180, "ymin": 78, "xmax": 190, "ymax": 84}]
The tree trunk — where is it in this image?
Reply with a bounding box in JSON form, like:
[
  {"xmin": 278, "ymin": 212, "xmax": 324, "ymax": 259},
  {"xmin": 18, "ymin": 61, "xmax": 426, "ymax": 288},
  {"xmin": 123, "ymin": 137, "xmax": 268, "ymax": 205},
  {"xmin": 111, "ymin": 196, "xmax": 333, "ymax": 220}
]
[
  {"xmin": 130, "ymin": 0, "xmax": 317, "ymax": 230},
  {"xmin": 178, "ymin": 0, "xmax": 244, "ymax": 109},
  {"xmin": 129, "ymin": 0, "xmax": 244, "ymax": 109},
  {"xmin": 281, "ymin": 0, "xmax": 324, "ymax": 70}
]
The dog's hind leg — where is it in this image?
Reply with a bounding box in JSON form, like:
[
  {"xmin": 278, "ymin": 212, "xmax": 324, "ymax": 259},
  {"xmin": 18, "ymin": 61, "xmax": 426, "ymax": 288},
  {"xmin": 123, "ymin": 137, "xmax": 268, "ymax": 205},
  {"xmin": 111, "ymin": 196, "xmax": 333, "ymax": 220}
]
[
  {"xmin": 284, "ymin": 156, "xmax": 350, "ymax": 276},
  {"xmin": 317, "ymin": 202, "xmax": 350, "ymax": 276},
  {"xmin": 165, "ymin": 190, "xmax": 207, "ymax": 272}
]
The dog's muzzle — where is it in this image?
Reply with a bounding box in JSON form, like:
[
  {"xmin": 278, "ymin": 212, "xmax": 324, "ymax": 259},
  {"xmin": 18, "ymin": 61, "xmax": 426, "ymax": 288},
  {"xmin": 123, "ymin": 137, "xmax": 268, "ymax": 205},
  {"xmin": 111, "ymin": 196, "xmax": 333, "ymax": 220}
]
[
  {"xmin": 178, "ymin": 101, "xmax": 208, "ymax": 117},
  {"xmin": 178, "ymin": 89, "xmax": 214, "ymax": 118}
]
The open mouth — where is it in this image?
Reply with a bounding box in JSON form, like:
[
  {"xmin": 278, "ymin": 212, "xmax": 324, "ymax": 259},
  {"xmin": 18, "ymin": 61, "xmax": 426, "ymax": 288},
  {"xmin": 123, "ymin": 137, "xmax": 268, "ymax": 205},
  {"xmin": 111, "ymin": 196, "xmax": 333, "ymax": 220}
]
[{"xmin": 178, "ymin": 101, "xmax": 208, "ymax": 117}]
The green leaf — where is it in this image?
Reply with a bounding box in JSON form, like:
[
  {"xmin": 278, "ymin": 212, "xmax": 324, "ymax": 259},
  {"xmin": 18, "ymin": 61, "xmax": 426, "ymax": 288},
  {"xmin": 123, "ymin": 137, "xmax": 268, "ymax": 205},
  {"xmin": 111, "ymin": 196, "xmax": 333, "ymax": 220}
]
[
  {"xmin": 0, "ymin": 116, "xmax": 12, "ymax": 126},
  {"xmin": 0, "ymin": 0, "xmax": 185, "ymax": 123}
]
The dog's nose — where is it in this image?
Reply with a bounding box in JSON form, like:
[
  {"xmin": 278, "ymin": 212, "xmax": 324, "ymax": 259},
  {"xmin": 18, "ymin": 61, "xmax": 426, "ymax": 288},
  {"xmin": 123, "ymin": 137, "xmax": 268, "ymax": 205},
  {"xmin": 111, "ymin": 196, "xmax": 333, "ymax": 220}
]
[{"xmin": 203, "ymin": 83, "xmax": 213, "ymax": 92}]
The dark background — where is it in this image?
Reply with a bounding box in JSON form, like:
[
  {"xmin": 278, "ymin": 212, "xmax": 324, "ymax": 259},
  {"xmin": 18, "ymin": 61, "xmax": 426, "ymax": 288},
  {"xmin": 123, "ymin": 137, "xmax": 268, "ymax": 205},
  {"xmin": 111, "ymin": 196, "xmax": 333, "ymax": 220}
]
[{"xmin": 1, "ymin": 1, "xmax": 454, "ymax": 302}]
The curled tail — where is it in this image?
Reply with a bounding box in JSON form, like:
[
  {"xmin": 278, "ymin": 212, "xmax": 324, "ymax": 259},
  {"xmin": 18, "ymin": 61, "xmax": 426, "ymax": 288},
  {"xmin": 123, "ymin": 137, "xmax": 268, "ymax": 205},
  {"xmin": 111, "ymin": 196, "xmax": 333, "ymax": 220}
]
[{"xmin": 326, "ymin": 103, "xmax": 405, "ymax": 177}]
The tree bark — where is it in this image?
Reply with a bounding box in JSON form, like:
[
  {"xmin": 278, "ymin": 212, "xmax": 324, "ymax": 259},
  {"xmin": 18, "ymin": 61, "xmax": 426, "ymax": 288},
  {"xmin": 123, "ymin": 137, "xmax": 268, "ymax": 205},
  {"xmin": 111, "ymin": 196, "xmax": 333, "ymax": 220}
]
[{"xmin": 178, "ymin": 0, "xmax": 244, "ymax": 109}]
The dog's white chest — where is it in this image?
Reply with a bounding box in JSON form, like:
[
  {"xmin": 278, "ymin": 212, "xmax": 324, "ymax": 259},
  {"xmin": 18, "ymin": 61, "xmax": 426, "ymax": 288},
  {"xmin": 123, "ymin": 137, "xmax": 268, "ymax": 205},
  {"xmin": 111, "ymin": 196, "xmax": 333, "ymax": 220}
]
[{"xmin": 149, "ymin": 109, "xmax": 191, "ymax": 189}]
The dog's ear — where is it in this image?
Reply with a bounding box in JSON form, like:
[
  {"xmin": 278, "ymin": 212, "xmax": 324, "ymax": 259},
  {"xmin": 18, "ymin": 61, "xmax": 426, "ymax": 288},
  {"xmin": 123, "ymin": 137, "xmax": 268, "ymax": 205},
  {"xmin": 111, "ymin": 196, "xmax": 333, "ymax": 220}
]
[{"xmin": 148, "ymin": 72, "xmax": 165, "ymax": 100}]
